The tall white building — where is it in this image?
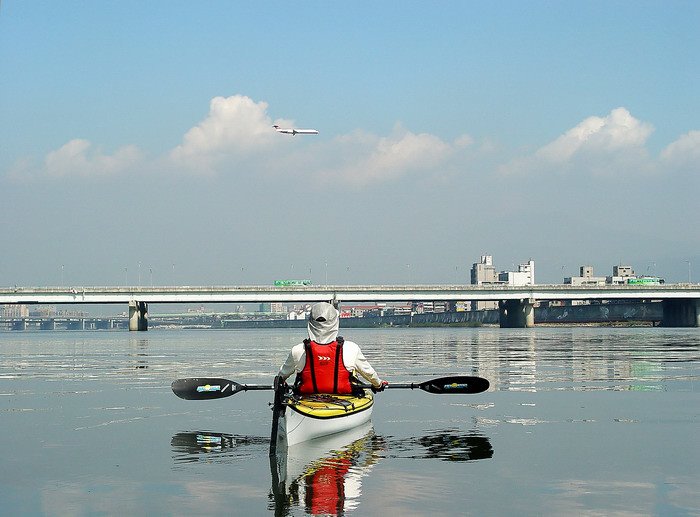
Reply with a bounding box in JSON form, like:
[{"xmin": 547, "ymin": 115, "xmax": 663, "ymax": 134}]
[
  {"xmin": 498, "ymin": 260, "xmax": 535, "ymax": 286},
  {"xmin": 471, "ymin": 255, "xmax": 498, "ymax": 284},
  {"xmin": 471, "ymin": 255, "xmax": 499, "ymax": 310}
]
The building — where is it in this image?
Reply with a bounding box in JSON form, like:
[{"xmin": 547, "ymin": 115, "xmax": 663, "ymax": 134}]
[
  {"xmin": 471, "ymin": 255, "xmax": 499, "ymax": 310},
  {"xmin": 2, "ymin": 304, "xmax": 30, "ymax": 318},
  {"xmin": 608, "ymin": 265, "xmax": 636, "ymax": 285},
  {"xmin": 455, "ymin": 301, "xmax": 470, "ymax": 312},
  {"xmin": 565, "ymin": 265, "xmax": 607, "ymax": 286},
  {"xmin": 470, "ymin": 256, "xmax": 536, "ymax": 310},
  {"xmin": 415, "ymin": 301, "xmax": 449, "ymax": 314},
  {"xmin": 471, "ymin": 255, "xmax": 498, "ymax": 285},
  {"xmin": 30, "ymin": 306, "xmax": 58, "ymax": 317},
  {"xmin": 498, "ymin": 260, "xmax": 535, "ymax": 286},
  {"xmin": 287, "ymin": 309, "xmax": 307, "ymax": 320},
  {"xmin": 613, "ymin": 265, "xmax": 635, "ymax": 277},
  {"xmin": 270, "ymin": 302, "xmax": 285, "ymax": 314}
]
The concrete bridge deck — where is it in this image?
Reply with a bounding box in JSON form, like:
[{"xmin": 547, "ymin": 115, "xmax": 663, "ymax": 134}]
[
  {"xmin": 2, "ymin": 284, "xmax": 698, "ymax": 329},
  {"xmin": 2, "ymin": 283, "xmax": 699, "ymax": 304}
]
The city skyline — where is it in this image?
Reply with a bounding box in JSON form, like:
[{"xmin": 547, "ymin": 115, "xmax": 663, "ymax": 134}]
[{"xmin": 1, "ymin": 2, "xmax": 698, "ymax": 287}]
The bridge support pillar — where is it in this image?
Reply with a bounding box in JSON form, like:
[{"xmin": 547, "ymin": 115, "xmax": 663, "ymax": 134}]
[
  {"xmin": 129, "ymin": 301, "xmax": 148, "ymax": 331},
  {"xmin": 499, "ymin": 299, "xmax": 535, "ymax": 328},
  {"xmin": 661, "ymin": 299, "xmax": 700, "ymax": 327}
]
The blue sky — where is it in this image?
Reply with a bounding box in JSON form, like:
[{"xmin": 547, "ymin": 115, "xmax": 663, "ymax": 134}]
[{"xmin": 1, "ymin": 1, "xmax": 699, "ymax": 288}]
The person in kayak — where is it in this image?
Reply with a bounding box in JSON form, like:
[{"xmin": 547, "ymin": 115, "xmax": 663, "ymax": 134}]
[{"xmin": 278, "ymin": 301, "xmax": 389, "ymax": 395}]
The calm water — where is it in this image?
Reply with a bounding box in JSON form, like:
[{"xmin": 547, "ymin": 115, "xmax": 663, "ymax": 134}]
[{"xmin": 0, "ymin": 327, "xmax": 698, "ymax": 516}]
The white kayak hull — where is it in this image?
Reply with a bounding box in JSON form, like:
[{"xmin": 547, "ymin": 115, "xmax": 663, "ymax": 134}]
[
  {"xmin": 274, "ymin": 390, "xmax": 374, "ymax": 449},
  {"xmin": 280, "ymin": 401, "xmax": 373, "ymax": 447}
]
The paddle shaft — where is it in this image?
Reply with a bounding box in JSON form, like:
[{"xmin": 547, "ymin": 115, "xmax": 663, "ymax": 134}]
[
  {"xmin": 269, "ymin": 376, "xmax": 286, "ymax": 457},
  {"xmin": 238, "ymin": 384, "xmax": 274, "ymax": 391},
  {"xmin": 389, "ymin": 383, "xmax": 424, "ymax": 389}
]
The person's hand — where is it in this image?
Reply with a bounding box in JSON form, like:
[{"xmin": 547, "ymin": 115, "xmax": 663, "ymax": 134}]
[{"xmin": 372, "ymin": 381, "xmax": 389, "ymax": 393}]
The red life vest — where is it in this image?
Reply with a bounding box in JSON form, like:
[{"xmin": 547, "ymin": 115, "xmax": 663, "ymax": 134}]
[{"xmin": 296, "ymin": 337, "xmax": 354, "ymax": 394}]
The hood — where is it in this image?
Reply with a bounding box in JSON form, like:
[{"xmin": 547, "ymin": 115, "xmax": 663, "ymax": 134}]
[{"xmin": 307, "ymin": 302, "xmax": 339, "ymax": 344}]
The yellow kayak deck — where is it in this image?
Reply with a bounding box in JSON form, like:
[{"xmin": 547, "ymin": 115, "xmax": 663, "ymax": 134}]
[{"xmin": 286, "ymin": 390, "xmax": 374, "ymax": 420}]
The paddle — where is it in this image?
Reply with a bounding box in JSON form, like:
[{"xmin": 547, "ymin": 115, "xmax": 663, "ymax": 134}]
[
  {"xmin": 386, "ymin": 375, "xmax": 489, "ymax": 394},
  {"xmin": 171, "ymin": 375, "xmax": 489, "ymax": 400},
  {"xmin": 171, "ymin": 378, "xmax": 273, "ymax": 400}
]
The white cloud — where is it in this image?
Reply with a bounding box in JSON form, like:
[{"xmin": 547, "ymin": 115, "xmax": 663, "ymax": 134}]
[
  {"xmin": 164, "ymin": 97, "xmax": 469, "ymax": 185},
  {"xmin": 44, "ymin": 139, "xmax": 142, "ymax": 178},
  {"xmin": 165, "ymin": 98, "xmax": 474, "ymax": 184},
  {"xmin": 168, "ymin": 95, "xmax": 284, "ymax": 172},
  {"xmin": 454, "ymin": 134, "xmax": 475, "ymax": 148},
  {"xmin": 500, "ymin": 107, "xmax": 656, "ymax": 177},
  {"xmin": 660, "ymin": 130, "xmax": 700, "ymax": 166},
  {"xmin": 315, "ymin": 126, "xmax": 458, "ymax": 187},
  {"xmin": 536, "ymin": 107, "xmax": 653, "ymax": 163},
  {"xmin": 7, "ymin": 139, "xmax": 141, "ymax": 180},
  {"xmin": 10, "ymin": 98, "xmax": 697, "ymax": 192},
  {"xmin": 3, "ymin": 94, "xmax": 473, "ymax": 185}
]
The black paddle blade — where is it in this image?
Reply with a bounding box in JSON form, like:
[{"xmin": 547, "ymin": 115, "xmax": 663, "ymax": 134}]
[
  {"xmin": 171, "ymin": 378, "xmax": 242, "ymax": 400},
  {"xmin": 418, "ymin": 376, "xmax": 490, "ymax": 394}
]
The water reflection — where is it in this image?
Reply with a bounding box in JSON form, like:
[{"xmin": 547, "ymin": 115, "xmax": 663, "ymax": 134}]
[
  {"xmin": 171, "ymin": 431, "xmax": 268, "ymax": 464},
  {"xmin": 377, "ymin": 328, "xmax": 700, "ymax": 393},
  {"xmin": 387, "ymin": 429, "xmax": 493, "ymax": 462},
  {"xmin": 128, "ymin": 338, "xmax": 149, "ymax": 370},
  {"xmin": 172, "ymin": 425, "xmax": 493, "ymax": 516},
  {"xmin": 269, "ymin": 423, "xmax": 383, "ymax": 516},
  {"xmin": 269, "ymin": 428, "xmax": 493, "ymax": 515}
]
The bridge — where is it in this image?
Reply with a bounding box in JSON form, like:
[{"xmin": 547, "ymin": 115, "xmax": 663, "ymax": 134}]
[{"xmin": 2, "ymin": 283, "xmax": 699, "ymax": 330}]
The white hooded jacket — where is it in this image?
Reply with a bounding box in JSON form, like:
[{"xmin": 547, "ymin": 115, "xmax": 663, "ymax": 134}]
[{"xmin": 278, "ymin": 302, "xmax": 383, "ymax": 388}]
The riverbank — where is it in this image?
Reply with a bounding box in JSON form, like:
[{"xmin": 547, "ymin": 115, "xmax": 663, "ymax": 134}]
[
  {"xmin": 2, "ymin": 301, "xmax": 664, "ymax": 331},
  {"xmin": 219, "ymin": 301, "xmax": 663, "ymax": 330}
]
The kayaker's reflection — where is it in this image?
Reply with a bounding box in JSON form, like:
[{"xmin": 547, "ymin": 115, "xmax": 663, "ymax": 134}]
[
  {"xmin": 269, "ymin": 427, "xmax": 493, "ymax": 515},
  {"xmin": 269, "ymin": 422, "xmax": 384, "ymax": 517},
  {"xmin": 170, "ymin": 431, "xmax": 267, "ymax": 464},
  {"xmin": 389, "ymin": 429, "xmax": 494, "ymax": 462},
  {"xmin": 171, "ymin": 427, "xmax": 493, "ymax": 515}
]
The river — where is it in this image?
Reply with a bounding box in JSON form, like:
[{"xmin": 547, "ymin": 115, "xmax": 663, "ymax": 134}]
[{"xmin": 0, "ymin": 327, "xmax": 698, "ymax": 516}]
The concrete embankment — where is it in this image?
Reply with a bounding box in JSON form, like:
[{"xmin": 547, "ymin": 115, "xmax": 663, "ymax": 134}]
[
  {"xmin": 221, "ymin": 301, "xmax": 663, "ymax": 328},
  {"xmin": 535, "ymin": 301, "xmax": 662, "ymax": 325}
]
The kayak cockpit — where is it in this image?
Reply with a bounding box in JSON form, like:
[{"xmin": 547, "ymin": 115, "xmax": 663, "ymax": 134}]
[{"xmin": 286, "ymin": 390, "xmax": 374, "ymax": 419}]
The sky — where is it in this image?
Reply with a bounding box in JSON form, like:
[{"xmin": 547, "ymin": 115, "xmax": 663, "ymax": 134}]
[{"xmin": 1, "ymin": 1, "xmax": 699, "ymax": 288}]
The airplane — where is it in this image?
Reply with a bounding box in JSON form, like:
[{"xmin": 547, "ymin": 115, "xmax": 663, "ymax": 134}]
[{"xmin": 273, "ymin": 125, "xmax": 319, "ymax": 136}]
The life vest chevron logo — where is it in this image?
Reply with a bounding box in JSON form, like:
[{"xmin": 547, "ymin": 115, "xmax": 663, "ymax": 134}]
[{"xmin": 317, "ymin": 355, "xmax": 331, "ymax": 361}]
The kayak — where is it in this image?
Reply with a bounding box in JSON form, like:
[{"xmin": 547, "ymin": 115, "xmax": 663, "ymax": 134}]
[{"xmin": 272, "ymin": 388, "xmax": 374, "ymax": 449}]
